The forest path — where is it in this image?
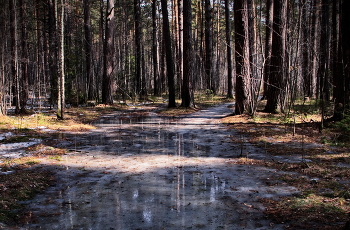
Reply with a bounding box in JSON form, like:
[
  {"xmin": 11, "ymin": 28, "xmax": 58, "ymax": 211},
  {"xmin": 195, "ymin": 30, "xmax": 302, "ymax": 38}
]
[{"xmin": 20, "ymin": 103, "xmax": 297, "ymax": 229}]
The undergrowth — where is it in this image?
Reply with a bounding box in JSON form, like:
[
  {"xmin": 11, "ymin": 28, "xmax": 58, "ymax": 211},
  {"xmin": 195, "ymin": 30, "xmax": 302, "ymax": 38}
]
[
  {"xmin": 224, "ymin": 99, "xmax": 350, "ymax": 229},
  {"xmin": 0, "ymin": 159, "xmax": 53, "ymax": 224}
]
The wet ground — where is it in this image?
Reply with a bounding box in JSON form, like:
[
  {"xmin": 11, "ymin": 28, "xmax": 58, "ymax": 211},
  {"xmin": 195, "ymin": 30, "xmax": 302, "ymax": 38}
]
[{"xmin": 17, "ymin": 103, "xmax": 299, "ymax": 229}]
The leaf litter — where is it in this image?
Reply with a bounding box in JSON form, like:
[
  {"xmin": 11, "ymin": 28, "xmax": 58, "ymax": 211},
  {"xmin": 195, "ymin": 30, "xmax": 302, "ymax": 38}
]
[{"xmin": 0, "ymin": 102, "xmax": 348, "ymax": 229}]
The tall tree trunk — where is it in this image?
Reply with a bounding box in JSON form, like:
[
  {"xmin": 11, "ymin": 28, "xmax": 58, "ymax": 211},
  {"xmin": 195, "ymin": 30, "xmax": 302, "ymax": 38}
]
[
  {"xmin": 102, "ymin": 0, "xmax": 115, "ymax": 105},
  {"xmin": 301, "ymin": 0, "xmax": 311, "ymax": 98},
  {"xmin": 152, "ymin": 0, "xmax": 160, "ymax": 96},
  {"xmin": 264, "ymin": 0, "xmax": 285, "ymax": 113},
  {"xmin": 181, "ymin": 0, "xmax": 194, "ymax": 107},
  {"xmin": 225, "ymin": 0, "xmax": 233, "ymax": 99},
  {"xmin": 84, "ymin": 0, "xmax": 94, "ymax": 100},
  {"xmin": 48, "ymin": 0, "xmax": 58, "ymax": 107},
  {"xmin": 9, "ymin": 0, "xmax": 20, "ymax": 114},
  {"xmin": 311, "ymin": 0, "xmax": 320, "ymax": 99},
  {"xmin": 57, "ymin": 0, "xmax": 65, "ymax": 119},
  {"xmin": 0, "ymin": 2, "xmax": 5, "ymax": 115},
  {"xmin": 177, "ymin": 0, "xmax": 183, "ymax": 99},
  {"xmin": 343, "ymin": 0, "xmax": 350, "ymax": 106},
  {"xmin": 19, "ymin": 0, "xmax": 29, "ymax": 113},
  {"xmin": 318, "ymin": 0, "xmax": 330, "ymax": 101},
  {"xmin": 204, "ymin": 0, "xmax": 214, "ymax": 93},
  {"xmin": 247, "ymin": 0, "xmax": 258, "ymax": 113},
  {"xmin": 161, "ymin": 0, "xmax": 176, "ymax": 108},
  {"xmin": 134, "ymin": 0, "xmax": 145, "ymax": 97},
  {"xmin": 333, "ymin": 0, "xmax": 349, "ymax": 121},
  {"xmin": 234, "ymin": 0, "xmax": 248, "ymax": 115},
  {"xmin": 332, "ymin": 0, "xmax": 343, "ymax": 120},
  {"xmin": 0, "ymin": 44, "xmax": 4, "ymax": 115},
  {"xmin": 262, "ymin": 0, "xmax": 273, "ymax": 100}
]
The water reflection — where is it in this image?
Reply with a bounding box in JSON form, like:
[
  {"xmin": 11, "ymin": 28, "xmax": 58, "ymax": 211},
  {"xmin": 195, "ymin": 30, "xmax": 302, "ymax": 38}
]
[{"xmin": 23, "ymin": 105, "xmax": 287, "ymax": 229}]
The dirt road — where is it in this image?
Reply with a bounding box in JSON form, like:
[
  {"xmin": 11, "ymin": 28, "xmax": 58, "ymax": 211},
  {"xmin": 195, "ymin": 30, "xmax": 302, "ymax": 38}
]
[{"xmin": 19, "ymin": 103, "xmax": 298, "ymax": 229}]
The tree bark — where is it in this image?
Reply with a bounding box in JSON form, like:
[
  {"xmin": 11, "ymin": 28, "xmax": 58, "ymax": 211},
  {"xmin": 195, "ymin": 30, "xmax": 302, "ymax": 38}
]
[
  {"xmin": 48, "ymin": 0, "xmax": 58, "ymax": 107},
  {"xmin": 152, "ymin": 0, "xmax": 160, "ymax": 96},
  {"xmin": 161, "ymin": 0, "xmax": 176, "ymax": 108},
  {"xmin": 264, "ymin": 0, "xmax": 285, "ymax": 113},
  {"xmin": 318, "ymin": 0, "xmax": 330, "ymax": 101},
  {"xmin": 19, "ymin": 0, "xmax": 29, "ymax": 113},
  {"xmin": 301, "ymin": 0, "xmax": 311, "ymax": 98},
  {"xmin": 177, "ymin": 0, "xmax": 183, "ymax": 99},
  {"xmin": 342, "ymin": 0, "xmax": 350, "ymax": 108},
  {"xmin": 181, "ymin": 0, "xmax": 194, "ymax": 107},
  {"xmin": 311, "ymin": 0, "xmax": 320, "ymax": 99},
  {"xmin": 57, "ymin": 0, "xmax": 65, "ymax": 119},
  {"xmin": 262, "ymin": 0, "xmax": 273, "ymax": 100},
  {"xmin": 84, "ymin": 0, "xmax": 94, "ymax": 101},
  {"xmin": 134, "ymin": 0, "xmax": 145, "ymax": 97},
  {"xmin": 204, "ymin": 0, "xmax": 214, "ymax": 93},
  {"xmin": 335, "ymin": 0, "xmax": 350, "ymax": 117},
  {"xmin": 102, "ymin": 0, "xmax": 115, "ymax": 105},
  {"xmin": 234, "ymin": 0, "xmax": 249, "ymax": 115},
  {"xmin": 9, "ymin": 0, "xmax": 20, "ymax": 114},
  {"xmin": 225, "ymin": 0, "xmax": 233, "ymax": 99}
]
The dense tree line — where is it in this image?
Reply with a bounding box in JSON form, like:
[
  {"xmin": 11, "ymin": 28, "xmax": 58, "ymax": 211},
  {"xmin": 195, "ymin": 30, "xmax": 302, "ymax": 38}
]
[{"xmin": 0, "ymin": 0, "xmax": 349, "ymax": 120}]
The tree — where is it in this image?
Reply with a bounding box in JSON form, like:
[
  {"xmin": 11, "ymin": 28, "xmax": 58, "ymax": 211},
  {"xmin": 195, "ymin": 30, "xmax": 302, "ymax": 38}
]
[
  {"xmin": 161, "ymin": 0, "xmax": 176, "ymax": 108},
  {"xmin": 234, "ymin": 0, "xmax": 249, "ymax": 115},
  {"xmin": 0, "ymin": 0, "xmax": 8, "ymax": 115},
  {"xmin": 225, "ymin": 0, "xmax": 233, "ymax": 99},
  {"xmin": 264, "ymin": 0, "xmax": 286, "ymax": 113},
  {"xmin": 262, "ymin": 0, "xmax": 273, "ymax": 100},
  {"xmin": 152, "ymin": 0, "xmax": 160, "ymax": 96},
  {"xmin": 84, "ymin": 0, "xmax": 94, "ymax": 100},
  {"xmin": 102, "ymin": 0, "xmax": 115, "ymax": 105},
  {"xmin": 19, "ymin": 0, "xmax": 29, "ymax": 113},
  {"xmin": 318, "ymin": 0, "xmax": 330, "ymax": 102},
  {"xmin": 0, "ymin": 0, "xmax": 347, "ymax": 121},
  {"xmin": 181, "ymin": 0, "xmax": 194, "ymax": 107},
  {"xmin": 134, "ymin": 0, "xmax": 145, "ymax": 97},
  {"xmin": 301, "ymin": 0, "xmax": 311, "ymax": 99},
  {"xmin": 57, "ymin": 0, "xmax": 65, "ymax": 119},
  {"xmin": 204, "ymin": 0, "xmax": 214, "ymax": 93},
  {"xmin": 9, "ymin": 0, "xmax": 20, "ymax": 114},
  {"xmin": 341, "ymin": 0, "xmax": 350, "ymax": 110},
  {"xmin": 333, "ymin": 0, "xmax": 350, "ymax": 120}
]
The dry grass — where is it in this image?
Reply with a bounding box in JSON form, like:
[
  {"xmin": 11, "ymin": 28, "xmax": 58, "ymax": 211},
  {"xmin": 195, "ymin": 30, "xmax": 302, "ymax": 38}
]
[
  {"xmin": 223, "ymin": 100, "xmax": 350, "ymax": 229},
  {"xmin": 0, "ymin": 159, "xmax": 53, "ymax": 223},
  {"xmin": 157, "ymin": 107, "xmax": 199, "ymax": 117}
]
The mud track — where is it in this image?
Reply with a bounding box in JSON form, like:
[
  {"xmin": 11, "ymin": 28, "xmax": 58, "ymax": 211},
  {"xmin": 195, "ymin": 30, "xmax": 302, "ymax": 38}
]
[{"xmin": 20, "ymin": 103, "xmax": 298, "ymax": 229}]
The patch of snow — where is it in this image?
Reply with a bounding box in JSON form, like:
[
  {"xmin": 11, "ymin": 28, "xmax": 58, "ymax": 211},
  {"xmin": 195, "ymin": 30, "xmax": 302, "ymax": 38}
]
[
  {"xmin": 0, "ymin": 171, "xmax": 14, "ymax": 175},
  {"xmin": 337, "ymin": 162, "xmax": 350, "ymax": 168},
  {"xmin": 0, "ymin": 138, "xmax": 42, "ymax": 158},
  {"xmin": 0, "ymin": 132, "xmax": 14, "ymax": 141}
]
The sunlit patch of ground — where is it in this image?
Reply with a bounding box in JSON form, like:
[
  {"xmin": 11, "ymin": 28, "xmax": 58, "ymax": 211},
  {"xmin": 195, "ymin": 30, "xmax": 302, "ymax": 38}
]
[
  {"xmin": 38, "ymin": 154, "xmax": 229, "ymax": 174},
  {"xmin": 0, "ymin": 113, "xmax": 95, "ymax": 132}
]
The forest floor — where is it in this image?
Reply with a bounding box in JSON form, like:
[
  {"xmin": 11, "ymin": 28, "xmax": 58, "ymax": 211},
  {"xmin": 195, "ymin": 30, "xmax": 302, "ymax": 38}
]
[{"xmin": 0, "ymin": 98, "xmax": 349, "ymax": 229}]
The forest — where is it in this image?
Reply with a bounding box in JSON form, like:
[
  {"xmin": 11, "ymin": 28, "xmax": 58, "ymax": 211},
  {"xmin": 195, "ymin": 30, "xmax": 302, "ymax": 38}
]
[
  {"xmin": 0, "ymin": 0, "xmax": 349, "ymax": 120},
  {"xmin": 1, "ymin": 0, "xmax": 350, "ymax": 229}
]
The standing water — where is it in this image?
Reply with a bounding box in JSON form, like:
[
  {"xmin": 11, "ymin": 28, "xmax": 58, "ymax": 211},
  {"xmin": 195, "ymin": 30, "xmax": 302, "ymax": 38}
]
[{"xmin": 20, "ymin": 103, "xmax": 297, "ymax": 229}]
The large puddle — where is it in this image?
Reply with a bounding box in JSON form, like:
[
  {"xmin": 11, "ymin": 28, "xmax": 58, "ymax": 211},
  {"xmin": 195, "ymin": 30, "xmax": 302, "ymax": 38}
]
[{"xmin": 19, "ymin": 104, "xmax": 297, "ymax": 229}]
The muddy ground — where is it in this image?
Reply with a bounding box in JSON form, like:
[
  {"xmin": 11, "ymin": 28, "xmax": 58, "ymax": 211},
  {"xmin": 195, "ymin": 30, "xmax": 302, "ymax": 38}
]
[{"xmin": 5, "ymin": 103, "xmax": 302, "ymax": 229}]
